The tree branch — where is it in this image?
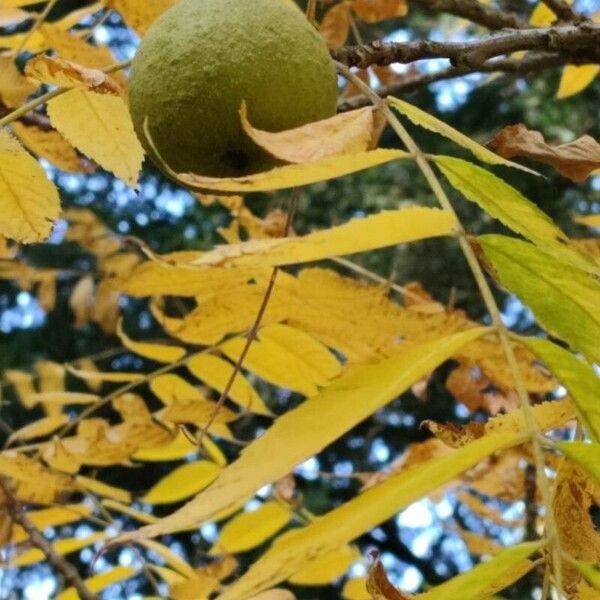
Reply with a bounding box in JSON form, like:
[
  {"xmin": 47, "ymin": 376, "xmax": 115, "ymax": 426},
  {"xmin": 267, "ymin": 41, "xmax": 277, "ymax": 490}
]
[
  {"xmin": 0, "ymin": 477, "xmax": 98, "ymax": 600},
  {"xmin": 540, "ymin": 0, "xmax": 582, "ymax": 23},
  {"xmin": 338, "ymin": 52, "xmax": 570, "ymax": 111},
  {"xmin": 409, "ymin": 0, "xmax": 528, "ymax": 30},
  {"xmin": 332, "ymin": 22, "xmax": 600, "ymax": 69},
  {"xmin": 0, "ymin": 100, "xmax": 52, "ymax": 131}
]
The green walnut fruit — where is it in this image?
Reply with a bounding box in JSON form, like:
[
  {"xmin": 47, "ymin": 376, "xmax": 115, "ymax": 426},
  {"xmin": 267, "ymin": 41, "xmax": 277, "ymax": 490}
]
[{"xmin": 129, "ymin": 0, "xmax": 338, "ymax": 178}]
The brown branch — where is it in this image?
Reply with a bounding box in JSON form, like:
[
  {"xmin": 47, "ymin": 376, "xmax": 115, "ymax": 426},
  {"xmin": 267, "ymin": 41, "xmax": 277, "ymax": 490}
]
[
  {"xmin": 409, "ymin": 0, "xmax": 529, "ymax": 30},
  {"xmin": 540, "ymin": 0, "xmax": 583, "ymax": 23},
  {"xmin": 0, "ymin": 477, "xmax": 98, "ymax": 600},
  {"xmin": 0, "ymin": 100, "xmax": 52, "ymax": 131},
  {"xmin": 332, "ymin": 22, "xmax": 600, "ymax": 69},
  {"xmin": 338, "ymin": 52, "xmax": 570, "ymax": 111}
]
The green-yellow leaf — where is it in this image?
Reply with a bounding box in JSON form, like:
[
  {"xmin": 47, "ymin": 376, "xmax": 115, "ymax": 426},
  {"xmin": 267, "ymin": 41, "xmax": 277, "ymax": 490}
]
[
  {"xmin": 216, "ymin": 433, "xmax": 524, "ymax": 599},
  {"xmin": 0, "ymin": 129, "xmax": 60, "ymax": 243},
  {"xmin": 479, "ymin": 235, "xmax": 600, "ymax": 363},
  {"xmin": 190, "ymin": 207, "xmax": 456, "ymax": 268},
  {"xmin": 558, "ymin": 442, "xmax": 600, "ymax": 484},
  {"xmin": 435, "ymin": 156, "xmax": 599, "ymax": 274},
  {"xmin": 7, "ymin": 532, "xmax": 106, "ymax": 567},
  {"xmin": 112, "ymin": 328, "xmax": 487, "ymax": 544},
  {"xmin": 388, "ymin": 96, "xmax": 535, "ymax": 173},
  {"xmin": 523, "ymin": 337, "xmax": 600, "ymax": 442},
  {"xmin": 211, "ymin": 502, "xmax": 292, "ymax": 554},
  {"xmin": 57, "ymin": 566, "xmax": 137, "ymax": 600},
  {"xmin": 575, "ymin": 214, "xmax": 600, "ymax": 228},
  {"xmin": 47, "ymin": 88, "xmax": 144, "ymax": 187},
  {"xmin": 141, "ymin": 460, "xmax": 221, "ymax": 505},
  {"xmin": 418, "ymin": 542, "xmax": 540, "ymax": 599},
  {"xmin": 288, "ymin": 544, "xmax": 357, "ymax": 585},
  {"xmin": 175, "ymin": 149, "xmax": 409, "ymax": 193},
  {"xmin": 187, "ymin": 353, "xmax": 270, "ymax": 415}
]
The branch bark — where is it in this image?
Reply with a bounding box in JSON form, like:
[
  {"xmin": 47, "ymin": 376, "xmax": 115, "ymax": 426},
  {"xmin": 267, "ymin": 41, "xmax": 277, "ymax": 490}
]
[
  {"xmin": 409, "ymin": 0, "xmax": 528, "ymax": 30},
  {"xmin": 0, "ymin": 478, "xmax": 98, "ymax": 600},
  {"xmin": 332, "ymin": 22, "xmax": 600, "ymax": 69}
]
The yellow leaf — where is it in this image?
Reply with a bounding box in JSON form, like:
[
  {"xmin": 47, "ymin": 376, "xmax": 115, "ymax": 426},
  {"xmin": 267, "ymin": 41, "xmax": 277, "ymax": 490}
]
[
  {"xmin": 8, "ymin": 414, "xmax": 69, "ymax": 443},
  {"xmin": 102, "ymin": 499, "xmax": 158, "ymax": 525},
  {"xmin": 241, "ymin": 104, "xmax": 376, "ymax": 163},
  {"xmin": 216, "ymin": 432, "xmax": 522, "ymax": 599},
  {"xmin": 557, "ymin": 64, "xmax": 600, "ymax": 99},
  {"xmin": 249, "ymin": 591, "xmax": 296, "ymax": 600},
  {"xmin": 139, "ymin": 539, "xmax": 196, "ymax": 578},
  {"xmin": 434, "ymin": 157, "xmax": 598, "ymax": 274},
  {"xmin": 117, "ymin": 319, "xmax": 186, "ymax": 363},
  {"xmin": 47, "ymin": 88, "xmax": 144, "ymax": 187},
  {"xmin": 211, "ymin": 502, "xmax": 292, "ymax": 554},
  {"xmin": 352, "ymin": 0, "xmax": 408, "ymax": 22},
  {"xmin": 174, "ymin": 149, "xmax": 409, "ymax": 193},
  {"xmin": 57, "ymin": 567, "xmax": 137, "ymax": 600},
  {"xmin": 25, "ymin": 55, "xmax": 122, "ymax": 94},
  {"xmin": 523, "ymin": 338, "xmax": 600, "ymax": 443},
  {"xmin": 149, "ymin": 374, "xmax": 207, "ymax": 406},
  {"xmin": 7, "ymin": 532, "xmax": 106, "ymax": 567},
  {"xmin": 4, "ymin": 369, "xmax": 36, "ymax": 408},
  {"xmin": 418, "ymin": 543, "xmax": 539, "ymax": 599},
  {"xmin": 0, "ymin": 6, "xmax": 31, "ymax": 26},
  {"xmin": 0, "ymin": 55, "xmax": 38, "ymax": 107},
  {"xmin": 575, "ymin": 214, "xmax": 600, "ymax": 228},
  {"xmin": 108, "ymin": 0, "xmax": 177, "ymax": 35},
  {"xmin": 76, "ymin": 475, "xmax": 132, "ymax": 503},
  {"xmin": 288, "ymin": 544, "xmax": 357, "ymax": 585},
  {"xmin": 388, "ymin": 97, "xmax": 535, "ymax": 173},
  {"xmin": 9, "ymin": 504, "xmax": 93, "ymax": 545},
  {"xmin": 191, "ymin": 207, "xmax": 456, "ymax": 268},
  {"xmin": 67, "ymin": 365, "xmax": 143, "ymax": 382},
  {"xmin": 187, "ymin": 353, "xmax": 271, "ymax": 415},
  {"xmin": 479, "ymin": 235, "xmax": 600, "ymax": 363},
  {"xmin": 28, "ymin": 392, "xmax": 100, "ymax": 406},
  {"xmin": 133, "ymin": 430, "xmax": 198, "ymax": 462},
  {"xmin": 201, "ymin": 435, "xmax": 228, "ymax": 467},
  {"xmin": 141, "ymin": 460, "xmax": 221, "ymax": 505},
  {"xmin": 0, "ymin": 130, "xmax": 60, "ymax": 243},
  {"xmin": 343, "ymin": 577, "xmax": 370, "ymax": 600},
  {"xmin": 259, "ymin": 324, "xmax": 342, "ymax": 386},
  {"xmin": 558, "ymin": 442, "xmax": 600, "ymax": 485},
  {"xmin": 113, "ymin": 328, "xmax": 487, "ymax": 543}
]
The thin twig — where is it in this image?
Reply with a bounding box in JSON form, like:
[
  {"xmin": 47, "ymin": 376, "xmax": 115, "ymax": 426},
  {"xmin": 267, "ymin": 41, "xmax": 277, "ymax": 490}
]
[
  {"xmin": 540, "ymin": 0, "xmax": 582, "ymax": 23},
  {"xmin": 0, "ymin": 477, "xmax": 98, "ymax": 600},
  {"xmin": 196, "ymin": 188, "xmax": 299, "ymax": 448},
  {"xmin": 335, "ymin": 60, "xmax": 564, "ymax": 596}
]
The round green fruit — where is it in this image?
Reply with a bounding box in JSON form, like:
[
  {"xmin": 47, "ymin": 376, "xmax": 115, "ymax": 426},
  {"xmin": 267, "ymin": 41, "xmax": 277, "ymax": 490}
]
[{"xmin": 129, "ymin": 0, "xmax": 339, "ymax": 178}]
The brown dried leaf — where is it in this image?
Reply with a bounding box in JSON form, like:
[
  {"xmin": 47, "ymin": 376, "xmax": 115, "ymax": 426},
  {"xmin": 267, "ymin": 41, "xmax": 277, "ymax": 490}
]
[
  {"xmin": 320, "ymin": 2, "xmax": 351, "ymax": 49},
  {"xmin": 352, "ymin": 0, "xmax": 408, "ymax": 23},
  {"xmin": 25, "ymin": 55, "xmax": 122, "ymax": 95},
  {"xmin": 240, "ymin": 104, "xmax": 375, "ymax": 163},
  {"xmin": 367, "ymin": 561, "xmax": 414, "ymax": 599},
  {"xmin": 107, "ymin": 0, "xmax": 177, "ymax": 35},
  {"xmin": 489, "ymin": 124, "xmax": 600, "ymax": 183}
]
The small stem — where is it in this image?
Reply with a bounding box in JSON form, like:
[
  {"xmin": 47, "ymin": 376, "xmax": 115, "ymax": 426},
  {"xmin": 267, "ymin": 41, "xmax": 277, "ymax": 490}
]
[
  {"xmin": 14, "ymin": 0, "xmax": 60, "ymax": 56},
  {"xmin": 197, "ymin": 188, "xmax": 299, "ymax": 447},
  {"xmin": 335, "ymin": 60, "xmax": 564, "ymax": 596},
  {"xmin": 306, "ymin": 0, "xmax": 318, "ymax": 23},
  {"xmin": 0, "ymin": 477, "xmax": 98, "ymax": 600}
]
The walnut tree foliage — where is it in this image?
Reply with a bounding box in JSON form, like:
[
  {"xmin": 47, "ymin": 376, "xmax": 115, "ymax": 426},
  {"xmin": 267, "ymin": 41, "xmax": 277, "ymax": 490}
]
[{"xmin": 0, "ymin": 1, "xmax": 599, "ymax": 599}]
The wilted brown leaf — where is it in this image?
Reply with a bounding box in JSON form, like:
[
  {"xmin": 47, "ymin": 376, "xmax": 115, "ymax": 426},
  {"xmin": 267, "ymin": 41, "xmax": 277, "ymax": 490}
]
[
  {"xmin": 320, "ymin": 2, "xmax": 351, "ymax": 49},
  {"xmin": 241, "ymin": 104, "xmax": 376, "ymax": 163},
  {"xmin": 367, "ymin": 561, "xmax": 414, "ymax": 599},
  {"xmin": 352, "ymin": 0, "xmax": 408, "ymax": 23},
  {"xmin": 489, "ymin": 124, "xmax": 600, "ymax": 182}
]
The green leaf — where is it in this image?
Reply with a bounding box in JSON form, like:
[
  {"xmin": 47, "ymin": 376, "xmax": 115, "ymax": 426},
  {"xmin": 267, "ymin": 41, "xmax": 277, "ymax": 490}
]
[
  {"xmin": 522, "ymin": 338, "xmax": 600, "ymax": 442},
  {"xmin": 112, "ymin": 327, "xmax": 488, "ymax": 543},
  {"xmin": 387, "ymin": 96, "xmax": 536, "ymax": 173},
  {"xmin": 435, "ymin": 156, "xmax": 599, "ymax": 274},
  {"xmin": 479, "ymin": 235, "xmax": 600, "ymax": 363},
  {"xmin": 558, "ymin": 442, "xmax": 600, "ymax": 484},
  {"xmin": 419, "ymin": 542, "xmax": 541, "ymax": 600},
  {"xmin": 217, "ymin": 433, "xmax": 530, "ymax": 599}
]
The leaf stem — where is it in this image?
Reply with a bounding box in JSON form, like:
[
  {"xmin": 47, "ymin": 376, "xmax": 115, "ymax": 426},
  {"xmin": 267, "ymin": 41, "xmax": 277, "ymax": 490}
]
[
  {"xmin": 335, "ymin": 60, "xmax": 564, "ymax": 596},
  {"xmin": 14, "ymin": 0, "xmax": 60, "ymax": 56}
]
